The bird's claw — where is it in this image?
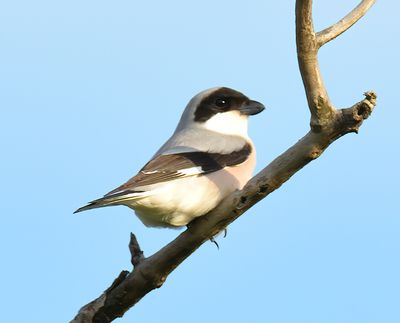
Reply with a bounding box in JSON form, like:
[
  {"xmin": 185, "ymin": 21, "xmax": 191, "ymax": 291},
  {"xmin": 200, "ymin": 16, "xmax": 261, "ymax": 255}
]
[{"xmin": 210, "ymin": 237, "xmax": 220, "ymax": 249}]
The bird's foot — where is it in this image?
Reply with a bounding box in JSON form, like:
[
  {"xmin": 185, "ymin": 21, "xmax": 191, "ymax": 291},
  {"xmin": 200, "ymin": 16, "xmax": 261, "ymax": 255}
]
[
  {"xmin": 210, "ymin": 236, "xmax": 220, "ymax": 249},
  {"xmin": 209, "ymin": 228, "xmax": 228, "ymax": 249}
]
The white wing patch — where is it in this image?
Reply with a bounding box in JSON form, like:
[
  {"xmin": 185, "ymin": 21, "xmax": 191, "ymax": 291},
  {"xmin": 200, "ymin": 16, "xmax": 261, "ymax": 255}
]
[
  {"xmin": 142, "ymin": 166, "xmax": 203, "ymax": 176},
  {"xmin": 141, "ymin": 170, "xmax": 159, "ymax": 175},
  {"xmin": 178, "ymin": 166, "xmax": 203, "ymax": 176}
]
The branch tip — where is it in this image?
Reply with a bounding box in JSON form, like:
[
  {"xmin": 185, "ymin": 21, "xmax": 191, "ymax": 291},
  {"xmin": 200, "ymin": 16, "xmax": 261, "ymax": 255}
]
[
  {"xmin": 357, "ymin": 91, "xmax": 377, "ymax": 120},
  {"xmin": 364, "ymin": 91, "xmax": 377, "ymax": 104},
  {"xmin": 129, "ymin": 233, "xmax": 144, "ymax": 267},
  {"xmin": 337, "ymin": 90, "xmax": 377, "ymax": 134}
]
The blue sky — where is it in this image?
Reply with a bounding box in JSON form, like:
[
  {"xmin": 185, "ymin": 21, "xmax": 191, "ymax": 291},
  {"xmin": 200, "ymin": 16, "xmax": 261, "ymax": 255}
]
[{"xmin": 1, "ymin": 1, "xmax": 399, "ymax": 322}]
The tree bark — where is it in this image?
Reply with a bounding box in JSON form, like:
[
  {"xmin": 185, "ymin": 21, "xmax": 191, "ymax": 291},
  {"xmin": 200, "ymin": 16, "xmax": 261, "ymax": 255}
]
[{"xmin": 71, "ymin": 1, "xmax": 377, "ymax": 322}]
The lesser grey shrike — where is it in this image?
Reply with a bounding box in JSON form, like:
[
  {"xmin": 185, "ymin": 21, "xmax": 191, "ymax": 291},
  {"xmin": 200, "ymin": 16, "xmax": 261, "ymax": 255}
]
[{"xmin": 75, "ymin": 87, "xmax": 265, "ymax": 228}]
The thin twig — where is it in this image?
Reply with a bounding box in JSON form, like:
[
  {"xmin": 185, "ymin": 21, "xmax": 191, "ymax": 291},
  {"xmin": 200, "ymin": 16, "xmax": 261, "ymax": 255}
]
[{"xmin": 317, "ymin": 0, "xmax": 376, "ymax": 47}]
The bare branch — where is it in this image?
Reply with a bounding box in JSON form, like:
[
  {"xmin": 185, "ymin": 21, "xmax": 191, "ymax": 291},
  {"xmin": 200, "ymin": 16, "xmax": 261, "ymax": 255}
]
[
  {"xmin": 71, "ymin": 92, "xmax": 377, "ymax": 323},
  {"xmin": 71, "ymin": 1, "xmax": 378, "ymax": 322},
  {"xmin": 317, "ymin": 0, "xmax": 376, "ymax": 47},
  {"xmin": 70, "ymin": 271, "xmax": 129, "ymax": 323},
  {"xmin": 296, "ymin": 0, "xmax": 334, "ymax": 130},
  {"xmin": 295, "ymin": 0, "xmax": 376, "ymax": 131}
]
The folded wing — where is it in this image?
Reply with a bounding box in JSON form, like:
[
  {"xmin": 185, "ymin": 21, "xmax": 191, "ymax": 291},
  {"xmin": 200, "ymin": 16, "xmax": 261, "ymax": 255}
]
[
  {"xmin": 106, "ymin": 143, "xmax": 252, "ymax": 196},
  {"xmin": 74, "ymin": 143, "xmax": 251, "ymax": 213}
]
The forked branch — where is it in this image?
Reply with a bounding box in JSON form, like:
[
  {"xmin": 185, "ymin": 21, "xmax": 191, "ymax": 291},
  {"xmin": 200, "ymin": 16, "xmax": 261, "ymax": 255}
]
[
  {"xmin": 295, "ymin": 0, "xmax": 375, "ymax": 130},
  {"xmin": 71, "ymin": 1, "xmax": 377, "ymax": 322}
]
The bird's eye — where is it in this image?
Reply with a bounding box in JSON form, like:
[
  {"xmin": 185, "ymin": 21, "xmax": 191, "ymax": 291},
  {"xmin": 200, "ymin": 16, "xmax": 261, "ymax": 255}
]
[{"xmin": 215, "ymin": 98, "xmax": 229, "ymax": 108}]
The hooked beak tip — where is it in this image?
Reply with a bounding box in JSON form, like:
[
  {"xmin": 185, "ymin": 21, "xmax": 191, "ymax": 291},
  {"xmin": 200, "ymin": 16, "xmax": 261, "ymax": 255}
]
[{"xmin": 240, "ymin": 100, "xmax": 265, "ymax": 116}]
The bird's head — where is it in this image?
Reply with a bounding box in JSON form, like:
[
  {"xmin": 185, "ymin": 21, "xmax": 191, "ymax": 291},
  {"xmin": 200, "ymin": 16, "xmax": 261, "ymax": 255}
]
[{"xmin": 175, "ymin": 87, "xmax": 265, "ymax": 137}]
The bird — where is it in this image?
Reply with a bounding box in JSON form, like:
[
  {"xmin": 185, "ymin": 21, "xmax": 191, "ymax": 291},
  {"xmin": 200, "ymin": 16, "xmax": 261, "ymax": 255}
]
[{"xmin": 74, "ymin": 87, "xmax": 265, "ymax": 228}]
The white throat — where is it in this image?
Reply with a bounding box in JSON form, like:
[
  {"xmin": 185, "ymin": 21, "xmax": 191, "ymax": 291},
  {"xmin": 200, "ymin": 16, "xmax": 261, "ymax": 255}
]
[{"xmin": 202, "ymin": 111, "xmax": 249, "ymax": 137}]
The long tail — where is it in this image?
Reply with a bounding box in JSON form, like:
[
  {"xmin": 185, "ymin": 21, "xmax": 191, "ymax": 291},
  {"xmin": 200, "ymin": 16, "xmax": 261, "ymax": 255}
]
[
  {"xmin": 73, "ymin": 199, "xmax": 112, "ymax": 213},
  {"xmin": 74, "ymin": 191, "xmax": 146, "ymax": 214}
]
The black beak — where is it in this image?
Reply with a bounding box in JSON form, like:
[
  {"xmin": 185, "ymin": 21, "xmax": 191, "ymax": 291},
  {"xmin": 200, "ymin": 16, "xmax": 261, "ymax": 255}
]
[{"xmin": 239, "ymin": 100, "xmax": 265, "ymax": 116}]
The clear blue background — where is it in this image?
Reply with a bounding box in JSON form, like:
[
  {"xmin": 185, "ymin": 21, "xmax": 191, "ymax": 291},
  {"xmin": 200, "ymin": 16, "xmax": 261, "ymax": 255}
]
[{"xmin": 1, "ymin": 1, "xmax": 398, "ymax": 322}]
